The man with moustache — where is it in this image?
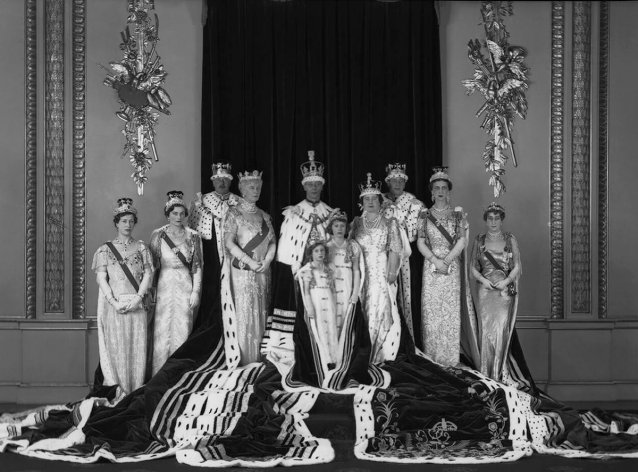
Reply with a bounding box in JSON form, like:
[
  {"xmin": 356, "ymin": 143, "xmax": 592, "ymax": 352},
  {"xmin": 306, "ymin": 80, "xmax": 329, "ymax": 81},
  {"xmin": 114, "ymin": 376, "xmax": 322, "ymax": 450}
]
[
  {"xmin": 382, "ymin": 163, "xmax": 425, "ymax": 349},
  {"xmin": 189, "ymin": 162, "xmax": 239, "ymax": 329}
]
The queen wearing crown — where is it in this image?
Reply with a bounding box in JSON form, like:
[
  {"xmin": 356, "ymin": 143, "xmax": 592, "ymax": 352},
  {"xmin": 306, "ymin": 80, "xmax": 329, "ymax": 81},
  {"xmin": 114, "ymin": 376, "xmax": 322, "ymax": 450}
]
[
  {"xmin": 350, "ymin": 173, "xmax": 403, "ymax": 364},
  {"xmin": 149, "ymin": 191, "xmax": 204, "ymax": 375},
  {"xmin": 223, "ymin": 170, "xmax": 276, "ymax": 364},
  {"xmin": 417, "ymin": 168, "xmax": 479, "ymax": 368},
  {"xmin": 470, "ymin": 203, "xmax": 521, "ymax": 380},
  {"xmin": 91, "ymin": 198, "xmax": 154, "ymax": 397}
]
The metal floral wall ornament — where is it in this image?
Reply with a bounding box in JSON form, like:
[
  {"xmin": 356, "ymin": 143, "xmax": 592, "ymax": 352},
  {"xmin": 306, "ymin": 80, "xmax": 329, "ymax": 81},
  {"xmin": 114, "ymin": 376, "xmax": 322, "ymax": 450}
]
[
  {"xmin": 462, "ymin": 1, "xmax": 529, "ymax": 198},
  {"xmin": 103, "ymin": 0, "xmax": 172, "ymax": 195}
]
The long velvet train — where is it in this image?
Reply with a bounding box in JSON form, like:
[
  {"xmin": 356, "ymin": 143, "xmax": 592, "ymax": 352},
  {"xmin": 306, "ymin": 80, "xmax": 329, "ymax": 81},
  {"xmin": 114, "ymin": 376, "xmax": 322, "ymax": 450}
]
[{"xmin": 3, "ymin": 262, "xmax": 638, "ymax": 464}]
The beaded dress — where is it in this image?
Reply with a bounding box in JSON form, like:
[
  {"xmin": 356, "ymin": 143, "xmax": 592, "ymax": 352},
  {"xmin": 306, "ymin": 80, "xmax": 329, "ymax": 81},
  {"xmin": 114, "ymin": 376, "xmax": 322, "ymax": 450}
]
[
  {"xmin": 351, "ymin": 214, "xmax": 402, "ymax": 363},
  {"xmin": 419, "ymin": 207, "xmax": 468, "ymax": 366},
  {"xmin": 92, "ymin": 239, "xmax": 153, "ymax": 395},
  {"xmin": 224, "ymin": 204, "xmax": 275, "ymax": 364},
  {"xmin": 149, "ymin": 226, "xmax": 203, "ymax": 375}
]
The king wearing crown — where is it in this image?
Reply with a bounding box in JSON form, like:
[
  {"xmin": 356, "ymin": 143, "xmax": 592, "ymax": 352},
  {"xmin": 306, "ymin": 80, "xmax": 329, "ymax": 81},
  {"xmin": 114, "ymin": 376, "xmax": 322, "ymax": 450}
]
[
  {"xmin": 264, "ymin": 150, "xmax": 339, "ymax": 370},
  {"xmin": 275, "ymin": 150, "xmax": 338, "ymax": 271},
  {"xmin": 381, "ymin": 162, "xmax": 425, "ymax": 347}
]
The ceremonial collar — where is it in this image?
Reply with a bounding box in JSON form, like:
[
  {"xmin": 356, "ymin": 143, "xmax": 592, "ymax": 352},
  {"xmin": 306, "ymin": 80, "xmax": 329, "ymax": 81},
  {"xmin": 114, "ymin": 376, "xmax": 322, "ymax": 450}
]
[{"xmin": 305, "ymin": 198, "xmax": 321, "ymax": 207}]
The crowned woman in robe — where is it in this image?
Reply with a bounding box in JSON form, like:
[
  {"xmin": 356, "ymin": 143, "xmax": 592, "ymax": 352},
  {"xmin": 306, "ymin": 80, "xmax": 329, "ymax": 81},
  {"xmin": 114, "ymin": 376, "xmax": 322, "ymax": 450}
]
[
  {"xmin": 417, "ymin": 167, "xmax": 480, "ymax": 368},
  {"xmin": 223, "ymin": 170, "xmax": 276, "ymax": 365},
  {"xmin": 350, "ymin": 173, "xmax": 403, "ymax": 364},
  {"xmin": 92, "ymin": 198, "xmax": 154, "ymax": 398},
  {"xmin": 470, "ymin": 203, "xmax": 522, "ymax": 381},
  {"xmin": 149, "ymin": 191, "xmax": 203, "ymax": 375}
]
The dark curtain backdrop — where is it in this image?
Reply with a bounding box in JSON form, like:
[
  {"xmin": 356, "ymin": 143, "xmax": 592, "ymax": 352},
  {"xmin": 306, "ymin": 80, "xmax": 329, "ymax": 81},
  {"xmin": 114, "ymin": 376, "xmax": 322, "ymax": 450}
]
[{"xmin": 202, "ymin": 0, "xmax": 442, "ymax": 228}]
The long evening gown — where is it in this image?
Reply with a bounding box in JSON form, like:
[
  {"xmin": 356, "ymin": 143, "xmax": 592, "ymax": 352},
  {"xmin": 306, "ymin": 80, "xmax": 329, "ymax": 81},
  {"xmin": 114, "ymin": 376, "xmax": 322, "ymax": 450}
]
[
  {"xmin": 351, "ymin": 215, "xmax": 403, "ymax": 363},
  {"xmin": 420, "ymin": 209, "xmax": 473, "ymax": 367},
  {"xmin": 149, "ymin": 226, "xmax": 203, "ymax": 375},
  {"xmin": 472, "ymin": 232, "xmax": 521, "ymax": 380},
  {"xmin": 92, "ymin": 240, "xmax": 154, "ymax": 395},
  {"xmin": 223, "ymin": 205, "xmax": 275, "ymax": 364}
]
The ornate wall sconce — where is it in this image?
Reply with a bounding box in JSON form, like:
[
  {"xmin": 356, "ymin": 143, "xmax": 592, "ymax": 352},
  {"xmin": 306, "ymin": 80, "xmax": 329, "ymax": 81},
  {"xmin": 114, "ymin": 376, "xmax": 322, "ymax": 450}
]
[
  {"xmin": 103, "ymin": 0, "xmax": 172, "ymax": 195},
  {"xmin": 462, "ymin": 1, "xmax": 529, "ymax": 198}
]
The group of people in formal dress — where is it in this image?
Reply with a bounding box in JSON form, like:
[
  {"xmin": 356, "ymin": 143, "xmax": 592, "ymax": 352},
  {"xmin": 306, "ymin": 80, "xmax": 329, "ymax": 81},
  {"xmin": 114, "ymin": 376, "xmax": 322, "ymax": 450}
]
[{"xmin": 93, "ymin": 152, "xmax": 521, "ymax": 397}]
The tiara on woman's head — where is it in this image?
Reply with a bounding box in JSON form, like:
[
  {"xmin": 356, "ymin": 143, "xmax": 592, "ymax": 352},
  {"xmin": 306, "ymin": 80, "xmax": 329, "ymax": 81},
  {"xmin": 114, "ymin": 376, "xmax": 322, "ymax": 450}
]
[{"xmin": 113, "ymin": 197, "xmax": 137, "ymax": 215}]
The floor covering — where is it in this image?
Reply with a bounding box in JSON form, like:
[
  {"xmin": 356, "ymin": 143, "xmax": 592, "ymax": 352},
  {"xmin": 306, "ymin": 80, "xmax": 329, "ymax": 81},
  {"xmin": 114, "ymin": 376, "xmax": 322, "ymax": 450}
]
[{"xmin": 2, "ymin": 401, "xmax": 638, "ymax": 471}]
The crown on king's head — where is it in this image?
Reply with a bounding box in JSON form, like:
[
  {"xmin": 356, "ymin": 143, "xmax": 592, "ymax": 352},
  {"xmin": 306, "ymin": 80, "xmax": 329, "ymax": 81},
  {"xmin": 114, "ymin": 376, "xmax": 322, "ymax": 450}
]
[
  {"xmin": 211, "ymin": 162, "xmax": 233, "ymax": 181},
  {"xmin": 429, "ymin": 166, "xmax": 451, "ymax": 183},
  {"xmin": 238, "ymin": 170, "xmax": 263, "ymax": 182},
  {"xmin": 300, "ymin": 150, "xmax": 325, "ymax": 184},
  {"xmin": 358, "ymin": 172, "xmax": 382, "ymax": 197},
  {"xmin": 385, "ymin": 162, "xmax": 408, "ymax": 182},
  {"xmin": 113, "ymin": 197, "xmax": 137, "ymax": 215},
  {"xmin": 165, "ymin": 190, "xmax": 185, "ymax": 210},
  {"xmin": 486, "ymin": 201, "xmax": 505, "ymax": 213}
]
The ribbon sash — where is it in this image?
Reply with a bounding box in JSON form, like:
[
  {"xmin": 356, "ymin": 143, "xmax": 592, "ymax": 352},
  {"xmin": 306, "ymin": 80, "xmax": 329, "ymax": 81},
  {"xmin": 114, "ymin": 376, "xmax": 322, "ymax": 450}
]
[
  {"xmin": 483, "ymin": 248, "xmax": 508, "ymax": 274},
  {"xmin": 105, "ymin": 242, "xmax": 140, "ymax": 292},
  {"xmin": 161, "ymin": 232, "xmax": 192, "ymax": 271},
  {"xmin": 427, "ymin": 213, "xmax": 455, "ymax": 247},
  {"xmin": 480, "ymin": 234, "xmax": 517, "ymax": 296},
  {"xmin": 232, "ymin": 218, "xmax": 270, "ymax": 270}
]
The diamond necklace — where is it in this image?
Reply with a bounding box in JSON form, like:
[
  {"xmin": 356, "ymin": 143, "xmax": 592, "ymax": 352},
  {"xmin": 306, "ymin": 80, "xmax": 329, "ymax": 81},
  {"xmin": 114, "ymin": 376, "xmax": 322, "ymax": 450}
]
[
  {"xmin": 363, "ymin": 213, "xmax": 382, "ymax": 231},
  {"xmin": 241, "ymin": 201, "xmax": 257, "ymax": 214},
  {"xmin": 486, "ymin": 231, "xmax": 504, "ymax": 241}
]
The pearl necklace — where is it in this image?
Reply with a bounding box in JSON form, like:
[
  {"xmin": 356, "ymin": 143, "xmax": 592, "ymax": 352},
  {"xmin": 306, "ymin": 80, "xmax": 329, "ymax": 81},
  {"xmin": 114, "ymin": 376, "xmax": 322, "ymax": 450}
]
[
  {"xmin": 363, "ymin": 213, "xmax": 382, "ymax": 231},
  {"xmin": 486, "ymin": 231, "xmax": 504, "ymax": 241},
  {"xmin": 240, "ymin": 201, "xmax": 257, "ymax": 214},
  {"xmin": 430, "ymin": 205, "xmax": 451, "ymax": 218}
]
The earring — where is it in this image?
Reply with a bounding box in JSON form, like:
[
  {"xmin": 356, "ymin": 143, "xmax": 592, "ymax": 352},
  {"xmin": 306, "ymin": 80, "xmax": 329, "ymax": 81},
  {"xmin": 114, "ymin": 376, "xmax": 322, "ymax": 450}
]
[
  {"xmin": 445, "ymin": 195, "xmax": 450, "ymax": 204},
  {"xmin": 431, "ymin": 194, "xmax": 435, "ymax": 202}
]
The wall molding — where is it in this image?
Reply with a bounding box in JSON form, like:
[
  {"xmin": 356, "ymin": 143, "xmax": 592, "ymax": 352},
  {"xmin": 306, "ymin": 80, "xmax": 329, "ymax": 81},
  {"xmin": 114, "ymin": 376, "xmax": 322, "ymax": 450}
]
[
  {"xmin": 550, "ymin": 1, "xmax": 565, "ymax": 319},
  {"xmin": 570, "ymin": 1, "xmax": 592, "ymax": 314},
  {"xmin": 44, "ymin": 0, "xmax": 66, "ymax": 313},
  {"xmin": 72, "ymin": 0, "xmax": 87, "ymax": 319},
  {"xmin": 25, "ymin": 0, "xmax": 38, "ymax": 319},
  {"xmin": 598, "ymin": 1, "xmax": 609, "ymax": 319}
]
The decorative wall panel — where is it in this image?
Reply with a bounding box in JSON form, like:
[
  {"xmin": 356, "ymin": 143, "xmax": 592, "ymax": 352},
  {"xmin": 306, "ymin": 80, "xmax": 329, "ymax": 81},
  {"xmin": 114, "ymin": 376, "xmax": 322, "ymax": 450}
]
[
  {"xmin": 25, "ymin": 0, "xmax": 37, "ymax": 319},
  {"xmin": 570, "ymin": 1, "xmax": 591, "ymax": 313},
  {"xmin": 72, "ymin": 0, "xmax": 87, "ymax": 319},
  {"xmin": 550, "ymin": 1, "xmax": 565, "ymax": 319},
  {"xmin": 598, "ymin": 1, "xmax": 609, "ymax": 319},
  {"xmin": 44, "ymin": 0, "xmax": 65, "ymax": 313}
]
